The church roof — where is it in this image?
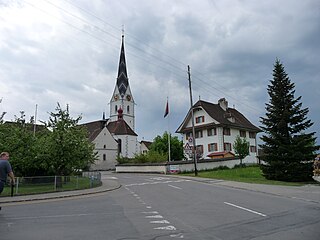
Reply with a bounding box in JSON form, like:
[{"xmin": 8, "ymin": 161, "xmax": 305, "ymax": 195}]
[
  {"xmin": 107, "ymin": 118, "xmax": 137, "ymax": 136},
  {"xmin": 81, "ymin": 120, "xmax": 108, "ymax": 141},
  {"xmin": 116, "ymin": 35, "xmax": 129, "ymax": 97}
]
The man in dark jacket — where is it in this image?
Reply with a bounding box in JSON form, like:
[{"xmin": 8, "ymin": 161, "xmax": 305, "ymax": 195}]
[{"xmin": 0, "ymin": 152, "xmax": 15, "ymax": 210}]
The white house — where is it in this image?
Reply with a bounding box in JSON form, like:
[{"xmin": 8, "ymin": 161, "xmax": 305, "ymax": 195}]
[
  {"xmin": 81, "ymin": 35, "xmax": 141, "ymax": 170},
  {"xmin": 176, "ymin": 98, "xmax": 261, "ymax": 164},
  {"xmin": 140, "ymin": 140, "xmax": 152, "ymax": 154}
]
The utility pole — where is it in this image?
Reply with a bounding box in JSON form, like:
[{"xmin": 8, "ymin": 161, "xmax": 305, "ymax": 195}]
[
  {"xmin": 33, "ymin": 104, "xmax": 38, "ymax": 137},
  {"xmin": 188, "ymin": 65, "xmax": 198, "ymax": 176}
]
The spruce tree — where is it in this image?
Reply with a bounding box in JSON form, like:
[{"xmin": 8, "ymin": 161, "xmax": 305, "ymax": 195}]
[{"xmin": 260, "ymin": 59, "xmax": 318, "ymax": 182}]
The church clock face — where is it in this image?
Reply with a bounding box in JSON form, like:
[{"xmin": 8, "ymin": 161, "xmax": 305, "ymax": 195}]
[
  {"xmin": 126, "ymin": 94, "xmax": 131, "ymax": 101},
  {"xmin": 114, "ymin": 94, "xmax": 119, "ymax": 101}
]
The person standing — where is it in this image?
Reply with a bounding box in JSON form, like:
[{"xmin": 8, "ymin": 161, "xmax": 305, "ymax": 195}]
[{"xmin": 0, "ymin": 152, "xmax": 15, "ymax": 210}]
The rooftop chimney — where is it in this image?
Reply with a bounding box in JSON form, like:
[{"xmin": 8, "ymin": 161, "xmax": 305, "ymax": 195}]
[{"xmin": 218, "ymin": 98, "xmax": 228, "ymax": 111}]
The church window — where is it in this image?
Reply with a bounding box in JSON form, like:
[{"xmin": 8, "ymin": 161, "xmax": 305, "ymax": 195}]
[
  {"xmin": 127, "ymin": 105, "xmax": 130, "ymax": 113},
  {"xmin": 103, "ymin": 154, "xmax": 106, "ymax": 161},
  {"xmin": 103, "ymin": 145, "xmax": 106, "ymax": 149},
  {"xmin": 118, "ymin": 139, "xmax": 122, "ymax": 153},
  {"xmin": 115, "ymin": 105, "xmax": 118, "ymax": 113}
]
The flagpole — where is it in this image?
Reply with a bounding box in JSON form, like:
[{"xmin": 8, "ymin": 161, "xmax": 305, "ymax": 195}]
[
  {"xmin": 168, "ymin": 97, "xmax": 171, "ymax": 162},
  {"xmin": 164, "ymin": 97, "xmax": 171, "ymax": 162}
]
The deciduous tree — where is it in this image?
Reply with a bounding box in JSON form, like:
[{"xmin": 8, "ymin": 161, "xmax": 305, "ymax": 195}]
[
  {"xmin": 233, "ymin": 135, "xmax": 250, "ymax": 166},
  {"xmin": 150, "ymin": 132, "xmax": 183, "ymax": 161}
]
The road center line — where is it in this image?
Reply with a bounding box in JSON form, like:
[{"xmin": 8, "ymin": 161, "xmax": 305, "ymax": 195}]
[
  {"xmin": 168, "ymin": 184, "xmax": 182, "ymax": 190},
  {"xmin": 224, "ymin": 202, "xmax": 267, "ymax": 217}
]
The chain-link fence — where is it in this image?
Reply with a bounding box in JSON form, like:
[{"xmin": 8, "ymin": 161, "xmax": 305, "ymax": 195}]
[{"xmin": 0, "ymin": 172, "xmax": 101, "ymax": 196}]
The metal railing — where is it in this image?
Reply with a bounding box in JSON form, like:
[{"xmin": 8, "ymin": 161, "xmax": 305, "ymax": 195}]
[{"xmin": 1, "ymin": 173, "xmax": 101, "ymax": 196}]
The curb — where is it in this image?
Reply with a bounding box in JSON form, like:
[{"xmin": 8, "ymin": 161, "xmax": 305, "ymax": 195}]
[{"xmin": 0, "ymin": 181, "xmax": 122, "ymax": 204}]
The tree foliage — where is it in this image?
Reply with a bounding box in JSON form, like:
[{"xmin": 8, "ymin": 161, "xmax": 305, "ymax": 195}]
[
  {"xmin": 260, "ymin": 59, "xmax": 318, "ymax": 181},
  {"xmin": 39, "ymin": 103, "xmax": 96, "ymax": 175},
  {"xmin": 233, "ymin": 135, "xmax": 250, "ymax": 165},
  {"xmin": 118, "ymin": 150, "xmax": 167, "ymax": 164},
  {"xmin": 150, "ymin": 132, "xmax": 183, "ymax": 161},
  {"xmin": 0, "ymin": 104, "xmax": 96, "ymax": 177}
]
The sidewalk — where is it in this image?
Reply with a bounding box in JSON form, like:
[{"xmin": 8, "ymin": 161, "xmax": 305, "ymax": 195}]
[
  {"xmin": 0, "ymin": 178, "xmax": 121, "ymax": 204},
  {"xmin": 171, "ymin": 174, "xmax": 320, "ymax": 204}
]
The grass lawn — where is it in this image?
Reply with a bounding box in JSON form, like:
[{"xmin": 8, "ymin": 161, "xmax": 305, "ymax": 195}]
[
  {"xmin": 0, "ymin": 176, "xmax": 101, "ymax": 197},
  {"xmin": 181, "ymin": 166, "xmax": 315, "ymax": 186}
]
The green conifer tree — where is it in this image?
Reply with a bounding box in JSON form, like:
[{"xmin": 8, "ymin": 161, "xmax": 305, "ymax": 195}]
[{"xmin": 260, "ymin": 59, "xmax": 318, "ymax": 181}]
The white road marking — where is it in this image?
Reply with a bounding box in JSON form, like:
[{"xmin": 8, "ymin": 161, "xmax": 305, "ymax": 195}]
[
  {"xmin": 154, "ymin": 225, "xmax": 176, "ymax": 230},
  {"xmin": 150, "ymin": 177, "xmax": 171, "ymax": 181},
  {"xmin": 170, "ymin": 233, "xmax": 184, "ymax": 238},
  {"xmin": 150, "ymin": 220, "xmax": 170, "ymax": 224},
  {"xmin": 224, "ymin": 202, "xmax": 267, "ymax": 217},
  {"xmin": 146, "ymin": 206, "xmax": 152, "ymax": 209},
  {"xmin": 145, "ymin": 215, "xmax": 163, "ymax": 219},
  {"xmin": 142, "ymin": 211, "xmax": 159, "ymax": 214},
  {"xmin": 168, "ymin": 184, "xmax": 182, "ymax": 190},
  {"xmin": 125, "ymin": 179, "xmax": 190, "ymax": 187}
]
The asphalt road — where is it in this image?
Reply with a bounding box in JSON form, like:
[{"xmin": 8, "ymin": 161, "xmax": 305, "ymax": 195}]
[{"xmin": 0, "ymin": 173, "xmax": 319, "ymax": 240}]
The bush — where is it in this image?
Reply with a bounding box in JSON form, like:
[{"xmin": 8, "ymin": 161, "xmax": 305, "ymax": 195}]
[{"xmin": 117, "ymin": 150, "xmax": 167, "ymax": 164}]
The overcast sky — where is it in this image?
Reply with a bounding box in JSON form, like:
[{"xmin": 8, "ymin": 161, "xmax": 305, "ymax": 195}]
[{"xmin": 0, "ymin": 0, "xmax": 319, "ymax": 145}]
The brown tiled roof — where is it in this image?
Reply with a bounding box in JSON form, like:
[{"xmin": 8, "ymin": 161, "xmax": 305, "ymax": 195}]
[
  {"xmin": 3, "ymin": 121, "xmax": 48, "ymax": 133},
  {"xmin": 81, "ymin": 120, "xmax": 108, "ymax": 141},
  {"xmin": 176, "ymin": 100, "xmax": 261, "ymax": 133},
  {"xmin": 140, "ymin": 140, "xmax": 153, "ymax": 149},
  {"xmin": 107, "ymin": 118, "xmax": 137, "ymax": 136}
]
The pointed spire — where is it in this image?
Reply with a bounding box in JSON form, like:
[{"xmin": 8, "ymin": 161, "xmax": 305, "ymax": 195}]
[{"xmin": 117, "ymin": 34, "xmax": 129, "ymax": 97}]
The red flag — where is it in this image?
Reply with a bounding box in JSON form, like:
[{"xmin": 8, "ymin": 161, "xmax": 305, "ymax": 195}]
[{"xmin": 164, "ymin": 100, "xmax": 169, "ymax": 118}]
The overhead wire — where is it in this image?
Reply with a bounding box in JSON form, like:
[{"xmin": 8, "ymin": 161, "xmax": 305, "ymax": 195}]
[{"xmin": 24, "ymin": 0, "xmax": 262, "ymax": 115}]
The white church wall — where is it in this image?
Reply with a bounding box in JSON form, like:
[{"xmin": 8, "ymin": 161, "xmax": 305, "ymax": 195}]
[{"xmin": 90, "ymin": 127, "xmax": 118, "ymax": 170}]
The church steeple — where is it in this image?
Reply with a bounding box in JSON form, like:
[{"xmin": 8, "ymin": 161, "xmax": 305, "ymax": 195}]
[
  {"xmin": 109, "ymin": 34, "xmax": 135, "ymax": 131},
  {"xmin": 117, "ymin": 35, "xmax": 128, "ymax": 97}
]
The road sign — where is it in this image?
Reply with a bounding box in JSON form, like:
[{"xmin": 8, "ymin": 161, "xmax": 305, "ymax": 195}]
[
  {"xmin": 188, "ymin": 137, "xmax": 194, "ymax": 145},
  {"xmin": 184, "ymin": 143, "xmax": 192, "ymax": 150}
]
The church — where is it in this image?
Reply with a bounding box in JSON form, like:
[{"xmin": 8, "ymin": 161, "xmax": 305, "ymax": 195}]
[{"xmin": 81, "ymin": 35, "xmax": 141, "ymax": 170}]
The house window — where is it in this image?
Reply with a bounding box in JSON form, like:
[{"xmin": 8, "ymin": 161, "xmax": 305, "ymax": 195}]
[
  {"xmin": 186, "ymin": 132, "xmax": 192, "ymax": 140},
  {"xmin": 223, "ymin": 127, "xmax": 231, "ymax": 136},
  {"xmin": 195, "ymin": 130, "xmax": 203, "ymax": 138},
  {"xmin": 196, "ymin": 145, "xmax": 203, "ymax": 154},
  {"xmin": 240, "ymin": 130, "xmax": 246, "ymax": 138},
  {"xmin": 207, "ymin": 128, "xmax": 217, "ymax": 136},
  {"xmin": 103, "ymin": 154, "xmax": 106, "ymax": 161},
  {"xmin": 208, "ymin": 143, "xmax": 218, "ymax": 152},
  {"xmin": 195, "ymin": 116, "xmax": 205, "ymax": 123},
  {"xmin": 224, "ymin": 143, "xmax": 232, "ymax": 151},
  {"xmin": 249, "ymin": 132, "xmax": 256, "ymax": 139},
  {"xmin": 127, "ymin": 105, "xmax": 130, "ymax": 113},
  {"xmin": 250, "ymin": 146, "xmax": 257, "ymax": 152}
]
